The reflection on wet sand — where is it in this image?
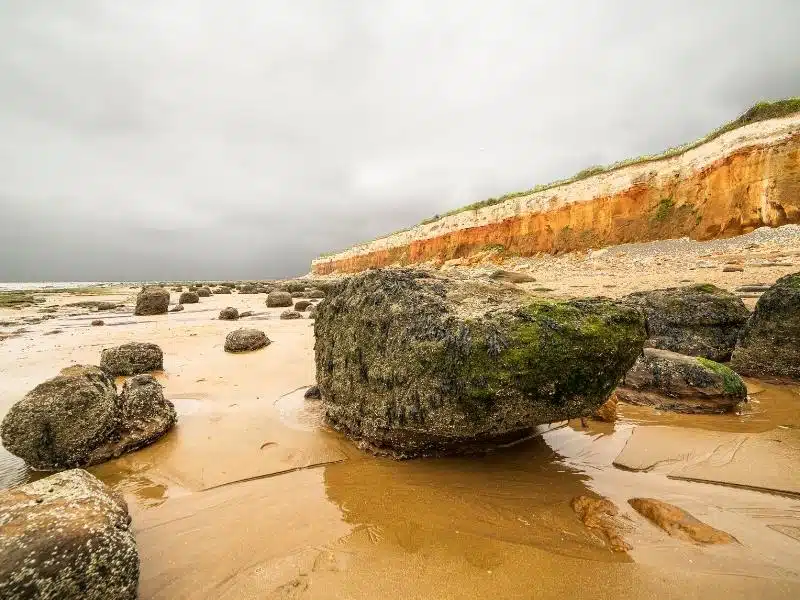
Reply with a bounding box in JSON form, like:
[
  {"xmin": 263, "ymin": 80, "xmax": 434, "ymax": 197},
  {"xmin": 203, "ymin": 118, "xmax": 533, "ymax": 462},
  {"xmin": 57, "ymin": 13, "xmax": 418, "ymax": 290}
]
[{"xmin": 2, "ymin": 288, "xmax": 800, "ymax": 599}]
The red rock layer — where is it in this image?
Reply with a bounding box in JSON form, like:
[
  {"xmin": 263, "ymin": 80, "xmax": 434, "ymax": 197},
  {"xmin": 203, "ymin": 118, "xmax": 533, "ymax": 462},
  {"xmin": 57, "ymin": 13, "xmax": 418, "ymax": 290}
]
[{"xmin": 313, "ymin": 134, "xmax": 800, "ymax": 275}]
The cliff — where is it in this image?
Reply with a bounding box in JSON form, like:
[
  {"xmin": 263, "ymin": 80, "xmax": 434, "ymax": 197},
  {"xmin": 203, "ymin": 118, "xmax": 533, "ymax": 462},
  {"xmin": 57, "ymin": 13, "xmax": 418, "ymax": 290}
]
[{"xmin": 312, "ymin": 109, "xmax": 800, "ymax": 275}]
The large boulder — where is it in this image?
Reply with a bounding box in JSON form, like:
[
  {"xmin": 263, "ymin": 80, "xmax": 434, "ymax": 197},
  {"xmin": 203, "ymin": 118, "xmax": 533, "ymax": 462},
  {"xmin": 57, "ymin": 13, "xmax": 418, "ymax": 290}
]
[
  {"xmin": 730, "ymin": 272, "xmax": 800, "ymax": 380},
  {"xmin": 134, "ymin": 286, "xmax": 169, "ymax": 316},
  {"xmin": 178, "ymin": 291, "xmax": 199, "ymax": 304},
  {"xmin": 622, "ymin": 284, "xmax": 749, "ymax": 362},
  {"xmin": 616, "ymin": 347, "xmax": 747, "ymax": 414},
  {"xmin": 266, "ymin": 291, "xmax": 293, "ymax": 307},
  {"xmin": 0, "ymin": 469, "xmax": 139, "ymax": 600},
  {"xmin": 196, "ymin": 286, "xmax": 212, "ymax": 297},
  {"xmin": 100, "ymin": 342, "xmax": 163, "ymax": 376},
  {"xmin": 0, "ymin": 366, "xmax": 176, "ymax": 470},
  {"xmin": 1, "ymin": 366, "xmax": 121, "ymax": 470},
  {"xmin": 224, "ymin": 328, "xmax": 270, "ymax": 353},
  {"xmin": 314, "ymin": 269, "xmax": 646, "ymax": 457}
]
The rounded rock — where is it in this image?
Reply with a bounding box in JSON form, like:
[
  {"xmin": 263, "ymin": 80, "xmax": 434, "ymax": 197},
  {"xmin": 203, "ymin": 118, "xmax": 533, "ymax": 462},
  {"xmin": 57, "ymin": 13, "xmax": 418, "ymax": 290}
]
[
  {"xmin": 135, "ymin": 286, "xmax": 170, "ymax": 316},
  {"xmin": 280, "ymin": 309, "xmax": 303, "ymax": 320},
  {"xmin": 100, "ymin": 342, "xmax": 164, "ymax": 376},
  {"xmin": 266, "ymin": 291, "xmax": 293, "ymax": 307},
  {"xmin": 179, "ymin": 291, "xmax": 200, "ymax": 304},
  {"xmin": 219, "ymin": 307, "xmax": 239, "ymax": 320},
  {"xmin": 224, "ymin": 328, "xmax": 270, "ymax": 353}
]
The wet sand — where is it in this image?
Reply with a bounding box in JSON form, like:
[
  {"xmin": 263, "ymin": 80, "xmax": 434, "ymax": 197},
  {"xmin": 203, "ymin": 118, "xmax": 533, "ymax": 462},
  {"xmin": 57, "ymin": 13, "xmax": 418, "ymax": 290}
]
[{"xmin": 1, "ymin": 279, "xmax": 800, "ymax": 599}]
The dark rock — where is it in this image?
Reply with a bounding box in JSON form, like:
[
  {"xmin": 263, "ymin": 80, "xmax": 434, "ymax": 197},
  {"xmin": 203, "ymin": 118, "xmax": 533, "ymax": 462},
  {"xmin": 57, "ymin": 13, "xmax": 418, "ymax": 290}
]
[
  {"xmin": 100, "ymin": 342, "xmax": 163, "ymax": 376},
  {"xmin": 314, "ymin": 269, "xmax": 646, "ymax": 457},
  {"xmin": 622, "ymin": 284, "xmax": 749, "ymax": 362},
  {"xmin": 308, "ymin": 305, "xmax": 318, "ymax": 319},
  {"xmin": 294, "ymin": 300, "xmax": 312, "ymax": 311},
  {"xmin": 239, "ymin": 311, "xmax": 253, "ymax": 318},
  {"xmin": 213, "ymin": 287, "xmax": 232, "ymax": 294},
  {"xmin": 280, "ymin": 310, "xmax": 303, "ymax": 320},
  {"xmin": 219, "ymin": 307, "xmax": 239, "ymax": 320},
  {"xmin": 134, "ymin": 286, "xmax": 169, "ymax": 316},
  {"xmin": 304, "ymin": 385, "xmax": 321, "ymax": 400},
  {"xmin": 169, "ymin": 304, "xmax": 184, "ymax": 312},
  {"xmin": 616, "ymin": 347, "xmax": 747, "ymax": 414},
  {"xmin": 0, "ymin": 469, "xmax": 139, "ymax": 600},
  {"xmin": 304, "ymin": 288, "xmax": 326, "ymax": 299},
  {"xmin": 237, "ymin": 284, "xmax": 260, "ymax": 294},
  {"xmin": 722, "ymin": 266, "xmax": 744, "ymax": 272},
  {"xmin": 730, "ymin": 272, "xmax": 800, "ymax": 380},
  {"xmin": 1, "ymin": 366, "xmax": 120, "ymax": 470},
  {"xmin": 735, "ymin": 284, "xmax": 770, "ymax": 293},
  {"xmin": 66, "ymin": 300, "xmax": 118, "ymax": 311},
  {"xmin": 91, "ymin": 319, "xmax": 104, "ymax": 326},
  {"xmin": 224, "ymin": 328, "xmax": 270, "ymax": 353},
  {"xmin": 197, "ymin": 287, "xmax": 212, "ymax": 297},
  {"xmin": 178, "ymin": 291, "xmax": 199, "ymax": 304},
  {"xmin": 266, "ymin": 291, "xmax": 293, "ymax": 307},
  {"xmin": 488, "ymin": 269, "xmax": 537, "ymax": 284}
]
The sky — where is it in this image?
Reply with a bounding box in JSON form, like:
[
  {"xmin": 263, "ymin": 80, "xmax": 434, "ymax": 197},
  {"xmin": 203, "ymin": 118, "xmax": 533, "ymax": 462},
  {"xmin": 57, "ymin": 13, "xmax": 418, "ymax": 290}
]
[{"xmin": 1, "ymin": 1, "xmax": 799, "ymax": 281}]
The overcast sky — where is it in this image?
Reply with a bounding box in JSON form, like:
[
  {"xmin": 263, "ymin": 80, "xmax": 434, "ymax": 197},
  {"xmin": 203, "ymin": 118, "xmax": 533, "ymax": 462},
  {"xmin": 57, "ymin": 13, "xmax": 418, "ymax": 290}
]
[{"xmin": 1, "ymin": 1, "xmax": 799, "ymax": 281}]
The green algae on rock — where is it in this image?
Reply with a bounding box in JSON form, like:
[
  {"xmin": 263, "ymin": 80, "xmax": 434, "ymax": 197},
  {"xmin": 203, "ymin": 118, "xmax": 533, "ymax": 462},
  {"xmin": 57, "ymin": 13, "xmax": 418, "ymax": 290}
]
[
  {"xmin": 622, "ymin": 284, "xmax": 749, "ymax": 362},
  {"xmin": 0, "ymin": 469, "xmax": 139, "ymax": 600},
  {"xmin": 314, "ymin": 269, "xmax": 646, "ymax": 457},
  {"xmin": 731, "ymin": 272, "xmax": 800, "ymax": 380}
]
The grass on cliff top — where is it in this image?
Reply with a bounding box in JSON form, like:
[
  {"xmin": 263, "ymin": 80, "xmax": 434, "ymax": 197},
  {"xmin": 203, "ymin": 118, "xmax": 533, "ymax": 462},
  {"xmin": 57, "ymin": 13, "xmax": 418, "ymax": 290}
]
[{"xmin": 316, "ymin": 97, "xmax": 800, "ymax": 259}]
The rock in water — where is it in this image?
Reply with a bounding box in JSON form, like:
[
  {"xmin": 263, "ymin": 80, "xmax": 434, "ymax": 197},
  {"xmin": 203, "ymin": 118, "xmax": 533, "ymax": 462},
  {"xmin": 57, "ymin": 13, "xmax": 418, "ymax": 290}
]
[
  {"xmin": 1, "ymin": 366, "xmax": 121, "ymax": 470},
  {"xmin": 100, "ymin": 342, "xmax": 164, "ymax": 376},
  {"xmin": 616, "ymin": 348, "xmax": 747, "ymax": 414},
  {"xmin": 266, "ymin": 291, "xmax": 293, "ymax": 307},
  {"xmin": 730, "ymin": 272, "xmax": 800, "ymax": 380},
  {"xmin": 0, "ymin": 469, "xmax": 139, "ymax": 600},
  {"xmin": 314, "ymin": 269, "xmax": 646, "ymax": 457},
  {"xmin": 219, "ymin": 307, "xmax": 239, "ymax": 320},
  {"xmin": 280, "ymin": 309, "xmax": 303, "ymax": 320},
  {"xmin": 0, "ymin": 366, "xmax": 175, "ymax": 470},
  {"xmin": 224, "ymin": 328, "xmax": 270, "ymax": 353},
  {"xmin": 628, "ymin": 498, "xmax": 736, "ymax": 544},
  {"xmin": 592, "ymin": 392, "xmax": 618, "ymax": 422},
  {"xmin": 622, "ymin": 284, "xmax": 749, "ymax": 362},
  {"xmin": 134, "ymin": 286, "xmax": 169, "ymax": 316},
  {"xmin": 179, "ymin": 291, "xmax": 199, "ymax": 304}
]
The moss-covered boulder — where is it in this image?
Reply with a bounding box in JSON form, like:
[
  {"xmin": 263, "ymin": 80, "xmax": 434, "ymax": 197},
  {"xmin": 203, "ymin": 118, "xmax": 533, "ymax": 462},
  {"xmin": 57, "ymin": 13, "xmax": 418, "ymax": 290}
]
[
  {"xmin": 314, "ymin": 269, "xmax": 646, "ymax": 457},
  {"xmin": 616, "ymin": 348, "xmax": 746, "ymax": 414},
  {"xmin": 0, "ymin": 469, "xmax": 139, "ymax": 600},
  {"xmin": 178, "ymin": 291, "xmax": 199, "ymax": 304},
  {"xmin": 196, "ymin": 286, "xmax": 212, "ymax": 297},
  {"xmin": 100, "ymin": 342, "xmax": 163, "ymax": 376},
  {"xmin": 134, "ymin": 286, "xmax": 169, "ymax": 316},
  {"xmin": 730, "ymin": 272, "xmax": 800, "ymax": 380},
  {"xmin": 219, "ymin": 307, "xmax": 239, "ymax": 320},
  {"xmin": 622, "ymin": 284, "xmax": 749, "ymax": 362},
  {"xmin": 266, "ymin": 291, "xmax": 293, "ymax": 307}
]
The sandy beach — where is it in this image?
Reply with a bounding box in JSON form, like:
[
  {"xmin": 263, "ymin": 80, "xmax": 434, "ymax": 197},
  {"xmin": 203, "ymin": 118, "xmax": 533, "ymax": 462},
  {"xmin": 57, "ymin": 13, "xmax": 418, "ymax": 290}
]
[{"xmin": 1, "ymin": 234, "xmax": 799, "ymax": 599}]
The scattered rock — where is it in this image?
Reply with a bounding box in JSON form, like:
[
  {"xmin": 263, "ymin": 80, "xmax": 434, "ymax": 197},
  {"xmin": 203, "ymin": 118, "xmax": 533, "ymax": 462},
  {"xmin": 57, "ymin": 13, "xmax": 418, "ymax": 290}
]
[
  {"xmin": 44, "ymin": 329, "xmax": 63, "ymax": 335},
  {"xmin": 237, "ymin": 284, "xmax": 260, "ymax": 294},
  {"xmin": 304, "ymin": 385, "xmax": 321, "ymax": 400},
  {"xmin": 100, "ymin": 342, "xmax": 164, "ymax": 376},
  {"xmin": 239, "ymin": 311, "xmax": 253, "ymax": 318},
  {"xmin": 178, "ymin": 291, "xmax": 200, "ymax": 304},
  {"xmin": 488, "ymin": 269, "xmax": 537, "ymax": 284},
  {"xmin": 722, "ymin": 266, "xmax": 744, "ymax": 272},
  {"xmin": 224, "ymin": 328, "xmax": 270, "ymax": 353},
  {"xmin": 315, "ymin": 269, "xmax": 646, "ymax": 457},
  {"xmin": 622, "ymin": 284, "xmax": 749, "ymax": 361},
  {"xmin": 280, "ymin": 310, "xmax": 303, "ymax": 320},
  {"xmin": 294, "ymin": 300, "xmax": 312, "ymax": 311},
  {"xmin": 735, "ymin": 284, "xmax": 770, "ymax": 293},
  {"xmin": 592, "ymin": 392, "xmax": 618, "ymax": 422},
  {"xmin": 304, "ymin": 288, "xmax": 326, "ymax": 299},
  {"xmin": 616, "ymin": 348, "xmax": 746, "ymax": 414},
  {"xmin": 106, "ymin": 374, "xmax": 176, "ymax": 458},
  {"xmin": 308, "ymin": 305, "xmax": 318, "ymax": 319},
  {"xmin": 91, "ymin": 319, "xmax": 105, "ymax": 326},
  {"xmin": 730, "ymin": 272, "xmax": 800, "ymax": 380},
  {"xmin": 219, "ymin": 307, "xmax": 239, "ymax": 320},
  {"xmin": 213, "ymin": 287, "xmax": 232, "ymax": 294},
  {"xmin": 134, "ymin": 286, "xmax": 170, "ymax": 316},
  {"xmin": 66, "ymin": 300, "xmax": 118, "ymax": 311},
  {"xmin": 628, "ymin": 498, "xmax": 736, "ymax": 544},
  {"xmin": 0, "ymin": 469, "xmax": 139, "ymax": 600},
  {"xmin": 266, "ymin": 291, "xmax": 293, "ymax": 307},
  {"xmin": 571, "ymin": 495, "xmax": 631, "ymax": 552},
  {"xmin": 171, "ymin": 286, "xmax": 183, "ymax": 292},
  {"xmin": 169, "ymin": 304, "xmax": 185, "ymax": 312},
  {"xmin": 197, "ymin": 287, "xmax": 212, "ymax": 297}
]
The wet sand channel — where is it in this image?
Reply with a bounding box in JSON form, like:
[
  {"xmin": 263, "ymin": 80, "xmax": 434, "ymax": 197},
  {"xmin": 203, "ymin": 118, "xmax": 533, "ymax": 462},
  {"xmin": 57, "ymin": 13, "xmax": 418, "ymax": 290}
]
[{"xmin": 1, "ymin": 286, "xmax": 799, "ymax": 599}]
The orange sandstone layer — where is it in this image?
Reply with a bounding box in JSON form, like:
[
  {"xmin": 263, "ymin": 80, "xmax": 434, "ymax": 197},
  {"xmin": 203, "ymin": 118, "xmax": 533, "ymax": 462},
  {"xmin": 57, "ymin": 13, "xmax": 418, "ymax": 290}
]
[{"xmin": 313, "ymin": 119, "xmax": 800, "ymax": 275}]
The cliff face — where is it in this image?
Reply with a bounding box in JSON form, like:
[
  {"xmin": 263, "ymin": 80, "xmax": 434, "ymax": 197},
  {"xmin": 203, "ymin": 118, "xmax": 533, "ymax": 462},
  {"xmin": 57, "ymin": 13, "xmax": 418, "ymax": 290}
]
[{"xmin": 312, "ymin": 115, "xmax": 800, "ymax": 275}]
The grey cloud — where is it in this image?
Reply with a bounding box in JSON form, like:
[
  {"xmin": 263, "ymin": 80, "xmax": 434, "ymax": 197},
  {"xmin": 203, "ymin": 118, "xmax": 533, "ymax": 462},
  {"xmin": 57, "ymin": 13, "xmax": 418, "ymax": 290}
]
[{"xmin": 1, "ymin": 0, "xmax": 799, "ymax": 281}]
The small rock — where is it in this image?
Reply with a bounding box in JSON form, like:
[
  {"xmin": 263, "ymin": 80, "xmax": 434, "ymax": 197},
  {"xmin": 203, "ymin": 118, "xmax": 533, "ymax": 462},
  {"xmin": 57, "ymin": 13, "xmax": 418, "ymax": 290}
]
[
  {"xmin": 179, "ymin": 291, "xmax": 200, "ymax": 304},
  {"xmin": 91, "ymin": 319, "xmax": 105, "ymax": 326},
  {"xmin": 224, "ymin": 328, "xmax": 270, "ymax": 353},
  {"xmin": 616, "ymin": 348, "xmax": 746, "ymax": 414},
  {"xmin": 304, "ymin": 385, "xmax": 321, "ymax": 400},
  {"xmin": 304, "ymin": 288, "xmax": 326, "ymax": 299},
  {"xmin": 266, "ymin": 291, "xmax": 293, "ymax": 307},
  {"xmin": 219, "ymin": 307, "xmax": 239, "ymax": 320},
  {"xmin": 213, "ymin": 287, "xmax": 232, "ymax": 294},
  {"xmin": 280, "ymin": 310, "xmax": 303, "ymax": 320},
  {"xmin": 592, "ymin": 392, "xmax": 618, "ymax": 422},
  {"xmin": 488, "ymin": 269, "xmax": 536, "ymax": 284},
  {"xmin": 135, "ymin": 286, "xmax": 170, "ymax": 316},
  {"xmin": 628, "ymin": 498, "xmax": 736, "ymax": 544},
  {"xmin": 170, "ymin": 304, "xmax": 185, "ymax": 312},
  {"xmin": 722, "ymin": 266, "xmax": 744, "ymax": 272},
  {"xmin": 239, "ymin": 311, "xmax": 253, "ymax": 318},
  {"xmin": 571, "ymin": 495, "xmax": 631, "ymax": 552},
  {"xmin": 101, "ymin": 342, "xmax": 164, "ymax": 376},
  {"xmin": 294, "ymin": 300, "xmax": 312, "ymax": 311},
  {"xmin": 197, "ymin": 287, "xmax": 212, "ymax": 297},
  {"xmin": 0, "ymin": 469, "xmax": 139, "ymax": 600}
]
